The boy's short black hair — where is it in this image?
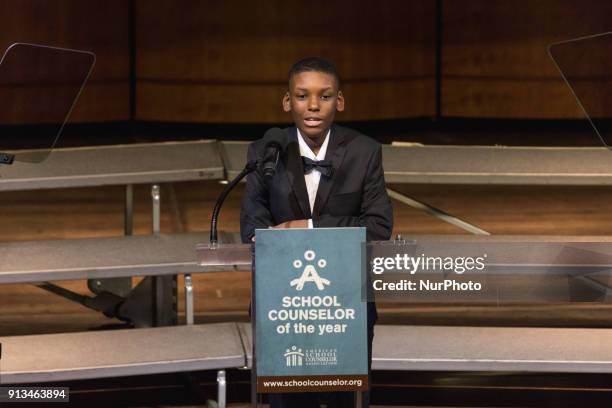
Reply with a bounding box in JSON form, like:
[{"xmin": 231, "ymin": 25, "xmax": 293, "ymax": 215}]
[{"xmin": 288, "ymin": 57, "xmax": 340, "ymax": 87}]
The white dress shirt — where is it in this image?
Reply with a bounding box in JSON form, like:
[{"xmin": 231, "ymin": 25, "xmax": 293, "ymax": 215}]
[{"xmin": 297, "ymin": 128, "xmax": 330, "ymax": 228}]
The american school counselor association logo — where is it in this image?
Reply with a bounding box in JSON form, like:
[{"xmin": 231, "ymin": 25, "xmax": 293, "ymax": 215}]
[
  {"xmin": 290, "ymin": 250, "xmax": 330, "ymax": 291},
  {"xmin": 284, "ymin": 346, "xmax": 304, "ymax": 367},
  {"xmin": 284, "ymin": 346, "xmax": 339, "ymax": 367}
]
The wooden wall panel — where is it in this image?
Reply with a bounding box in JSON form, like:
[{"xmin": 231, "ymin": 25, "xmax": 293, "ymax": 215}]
[
  {"xmin": 5, "ymin": 1, "xmax": 612, "ymax": 125},
  {"xmin": 442, "ymin": 0, "xmax": 611, "ymax": 119},
  {"xmin": 0, "ymin": 0, "xmax": 129, "ymax": 123},
  {"xmin": 136, "ymin": 0, "xmax": 436, "ymax": 123}
]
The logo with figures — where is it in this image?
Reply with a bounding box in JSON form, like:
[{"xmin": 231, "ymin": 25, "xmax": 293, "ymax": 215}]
[
  {"xmin": 290, "ymin": 250, "xmax": 330, "ymax": 291},
  {"xmin": 284, "ymin": 346, "xmax": 304, "ymax": 367}
]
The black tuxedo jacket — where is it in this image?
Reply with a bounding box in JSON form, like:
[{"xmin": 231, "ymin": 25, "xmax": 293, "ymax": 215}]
[{"xmin": 240, "ymin": 124, "xmax": 393, "ymax": 244}]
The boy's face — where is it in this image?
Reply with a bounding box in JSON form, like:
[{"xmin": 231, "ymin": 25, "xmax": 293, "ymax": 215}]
[{"xmin": 282, "ymin": 71, "xmax": 344, "ymax": 143}]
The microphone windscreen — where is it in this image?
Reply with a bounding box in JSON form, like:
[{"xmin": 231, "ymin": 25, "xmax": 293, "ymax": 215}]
[{"xmin": 262, "ymin": 127, "xmax": 287, "ymax": 150}]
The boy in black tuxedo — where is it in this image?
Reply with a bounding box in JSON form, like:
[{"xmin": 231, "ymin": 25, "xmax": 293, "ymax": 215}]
[{"xmin": 240, "ymin": 57, "xmax": 393, "ymax": 408}]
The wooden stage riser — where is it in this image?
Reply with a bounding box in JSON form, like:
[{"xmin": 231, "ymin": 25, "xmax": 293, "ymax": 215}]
[{"xmin": 3, "ymin": 181, "xmax": 612, "ymax": 335}]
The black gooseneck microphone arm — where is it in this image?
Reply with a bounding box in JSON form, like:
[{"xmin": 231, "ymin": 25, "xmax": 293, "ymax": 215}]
[
  {"xmin": 210, "ymin": 127, "xmax": 286, "ymax": 246},
  {"xmin": 209, "ymin": 159, "xmax": 259, "ymax": 247}
]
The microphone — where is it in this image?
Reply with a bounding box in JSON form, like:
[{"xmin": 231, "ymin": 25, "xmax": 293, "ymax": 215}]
[
  {"xmin": 261, "ymin": 127, "xmax": 287, "ymax": 179},
  {"xmin": 208, "ymin": 127, "xmax": 284, "ymax": 246}
]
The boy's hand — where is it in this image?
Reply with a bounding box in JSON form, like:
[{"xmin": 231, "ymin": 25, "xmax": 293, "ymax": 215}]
[{"xmin": 271, "ymin": 219, "xmax": 309, "ymax": 229}]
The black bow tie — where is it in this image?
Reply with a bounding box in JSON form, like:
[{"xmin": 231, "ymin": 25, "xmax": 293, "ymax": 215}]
[{"xmin": 301, "ymin": 156, "xmax": 334, "ymax": 177}]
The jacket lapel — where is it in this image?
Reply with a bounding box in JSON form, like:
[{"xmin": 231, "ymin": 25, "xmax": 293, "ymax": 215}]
[
  {"xmin": 313, "ymin": 124, "xmax": 347, "ymax": 216},
  {"xmin": 284, "ymin": 127, "xmax": 312, "ymax": 218}
]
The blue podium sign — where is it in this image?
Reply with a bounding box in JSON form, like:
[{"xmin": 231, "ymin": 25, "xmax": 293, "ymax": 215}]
[{"xmin": 255, "ymin": 228, "xmax": 368, "ymax": 393}]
